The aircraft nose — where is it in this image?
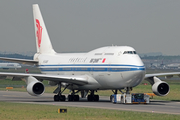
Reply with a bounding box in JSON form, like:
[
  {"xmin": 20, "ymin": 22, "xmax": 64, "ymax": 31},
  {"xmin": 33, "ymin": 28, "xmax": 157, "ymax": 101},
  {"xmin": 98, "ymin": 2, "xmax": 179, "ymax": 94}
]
[
  {"xmin": 129, "ymin": 55, "xmax": 146, "ymax": 74},
  {"xmin": 129, "ymin": 55, "xmax": 145, "ymax": 67}
]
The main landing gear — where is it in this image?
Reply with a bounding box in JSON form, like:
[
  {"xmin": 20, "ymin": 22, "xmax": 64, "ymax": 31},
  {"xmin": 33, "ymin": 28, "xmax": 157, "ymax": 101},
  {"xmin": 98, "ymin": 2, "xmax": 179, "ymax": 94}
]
[
  {"xmin": 53, "ymin": 83, "xmax": 100, "ymax": 102},
  {"xmin": 53, "ymin": 84, "xmax": 66, "ymax": 101},
  {"xmin": 53, "ymin": 83, "xmax": 80, "ymax": 101},
  {"xmin": 87, "ymin": 90, "xmax": 99, "ymax": 101},
  {"xmin": 67, "ymin": 90, "xmax": 80, "ymax": 101}
]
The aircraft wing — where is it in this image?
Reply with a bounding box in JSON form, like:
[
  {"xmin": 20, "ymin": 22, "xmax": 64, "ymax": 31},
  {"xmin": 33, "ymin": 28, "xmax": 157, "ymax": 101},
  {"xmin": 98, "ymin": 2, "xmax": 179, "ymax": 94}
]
[
  {"xmin": 145, "ymin": 72, "xmax": 180, "ymax": 78},
  {"xmin": 0, "ymin": 57, "xmax": 38, "ymax": 65},
  {"xmin": 145, "ymin": 72, "xmax": 180, "ymax": 85},
  {"xmin": 0, "ymin": 72, "xmax": 88, "ymax": 85}
]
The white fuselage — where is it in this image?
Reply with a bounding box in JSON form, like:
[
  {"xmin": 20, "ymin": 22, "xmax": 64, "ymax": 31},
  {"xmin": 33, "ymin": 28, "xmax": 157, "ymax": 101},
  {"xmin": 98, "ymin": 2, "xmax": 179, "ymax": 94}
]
[{"xmin": 36, "ymin": 46, "xmax": 145, "ymax": 90}]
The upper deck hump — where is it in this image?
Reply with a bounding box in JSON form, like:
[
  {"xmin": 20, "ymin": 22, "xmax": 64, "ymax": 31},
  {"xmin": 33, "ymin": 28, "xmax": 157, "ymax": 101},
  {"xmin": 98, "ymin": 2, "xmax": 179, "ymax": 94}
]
[{"xmin": 88, "ymin": 46, "xmax": 136, "ymax": 55}]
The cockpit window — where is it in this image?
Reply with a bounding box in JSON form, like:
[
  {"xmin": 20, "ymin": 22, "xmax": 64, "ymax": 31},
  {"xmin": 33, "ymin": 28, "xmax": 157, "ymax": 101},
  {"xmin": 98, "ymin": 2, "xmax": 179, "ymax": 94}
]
[
  {"xmin": 133, "ymin": 51, "xmax": 137, "ymax": 54},
  {"xmin": 123, "ymin": 51, "xmax": 137, "ymax": 54}
]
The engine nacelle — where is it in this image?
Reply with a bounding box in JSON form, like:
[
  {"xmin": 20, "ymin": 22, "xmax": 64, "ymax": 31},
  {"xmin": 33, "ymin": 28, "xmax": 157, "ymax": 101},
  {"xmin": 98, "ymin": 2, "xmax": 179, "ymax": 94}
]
[
  {"xmin": 152, "ymin": 81, "xmax": 169, "ymax": 96},
  {"xmin": 26, "ymin": 76, "xmax": 45, "ymax": 96}
]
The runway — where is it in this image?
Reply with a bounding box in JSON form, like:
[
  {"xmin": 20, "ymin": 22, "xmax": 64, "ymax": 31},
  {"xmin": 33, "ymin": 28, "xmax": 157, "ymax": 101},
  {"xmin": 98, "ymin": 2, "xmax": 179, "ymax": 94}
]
[{"xmin": 0, "ymin": 91, "xmax": 180, "ymax": 115}]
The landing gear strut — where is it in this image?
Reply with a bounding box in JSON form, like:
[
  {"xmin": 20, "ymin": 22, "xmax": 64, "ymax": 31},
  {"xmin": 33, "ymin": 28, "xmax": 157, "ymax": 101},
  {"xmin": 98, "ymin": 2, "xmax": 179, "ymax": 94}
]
[
  {"xmin": 125, "ymin": 87, "xmax": 132, "ymax": 94},
  {"xmin": 53, "ymin": 83, "xmax": 80, "ymax": 102},
  {"xmin": 110, "ymin": 89, "xmax": 117, "ymax": 101},
  {"xmin": 53, "ymin": 83, "xmax": 69, "ymax": 101},
  {"xmin": 87, "ymin": 90, "xmax": 99, "ymax": 101}
]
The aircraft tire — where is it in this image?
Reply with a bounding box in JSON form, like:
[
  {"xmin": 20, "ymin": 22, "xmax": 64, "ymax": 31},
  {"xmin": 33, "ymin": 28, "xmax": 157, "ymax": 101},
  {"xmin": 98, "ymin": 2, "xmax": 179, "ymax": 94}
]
[
  {"xmin": 60, "ymin": 95, "xmax": 66, "ymax": 101},
  {"xmin": 87, "ymin": 95, "xmax": 93, "ymax": 101},
  {"xmin": 54, "ymin": 95, "xmax": 60, "ymax": 101},
  {"xmin": 68, "ymin": 95, "xmax": 73, "ymax": 101},
  {"xmin": 74, "ymin": 95, "xmax": 79, "ymax": 101},
  {"xmin": 94, "ymin": 95, "xmax": 99, "ymax": 101}
]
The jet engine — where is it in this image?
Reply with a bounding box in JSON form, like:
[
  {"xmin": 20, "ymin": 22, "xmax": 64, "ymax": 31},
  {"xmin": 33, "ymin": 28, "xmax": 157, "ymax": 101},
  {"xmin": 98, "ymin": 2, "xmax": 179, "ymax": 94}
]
[
  {"xmin": 26, "ymin": 76, "xmax": 45, "ymax": 96},
  {"xmin": 151, "ymin": 77, "xmax": 169, "ymax": 96}
]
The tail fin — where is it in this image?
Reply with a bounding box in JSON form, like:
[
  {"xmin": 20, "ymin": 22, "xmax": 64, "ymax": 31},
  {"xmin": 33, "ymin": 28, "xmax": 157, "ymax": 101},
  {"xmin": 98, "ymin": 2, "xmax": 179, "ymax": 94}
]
[{"xmin": 33, "ymin": 4, "xmax": 56, "ymax": 54}]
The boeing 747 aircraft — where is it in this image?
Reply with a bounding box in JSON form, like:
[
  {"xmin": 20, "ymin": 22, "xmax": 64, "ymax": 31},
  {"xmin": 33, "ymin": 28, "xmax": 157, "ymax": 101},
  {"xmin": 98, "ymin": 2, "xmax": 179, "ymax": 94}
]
[{"xmin": 0, "ymin": 4, "xmax": 179, "ymax": 101}]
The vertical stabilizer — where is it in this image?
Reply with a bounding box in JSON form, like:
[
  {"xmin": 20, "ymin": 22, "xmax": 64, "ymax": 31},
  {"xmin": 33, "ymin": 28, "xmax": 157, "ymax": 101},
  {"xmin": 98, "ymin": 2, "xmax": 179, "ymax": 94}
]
[{"xmin": 33, "ymin": 4, "xmax": 56, "ymax": 54}]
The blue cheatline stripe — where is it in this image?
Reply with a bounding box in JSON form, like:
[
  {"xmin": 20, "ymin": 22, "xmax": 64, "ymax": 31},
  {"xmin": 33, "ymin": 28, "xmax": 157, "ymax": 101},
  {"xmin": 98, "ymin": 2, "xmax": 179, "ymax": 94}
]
[
  {"xmin": 40, "ymin": 67, "xmax": 145, "ymax": 72},
  {"xmin": 39, "ymin": 64, "xmax": 144, "ymax": 67}
]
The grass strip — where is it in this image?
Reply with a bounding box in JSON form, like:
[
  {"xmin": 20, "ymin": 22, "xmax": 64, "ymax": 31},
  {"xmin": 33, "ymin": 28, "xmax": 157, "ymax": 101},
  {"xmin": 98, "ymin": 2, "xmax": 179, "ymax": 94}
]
[{"xmin": 0, "ymin": 101, "xmax": 179, "ymax": 120}]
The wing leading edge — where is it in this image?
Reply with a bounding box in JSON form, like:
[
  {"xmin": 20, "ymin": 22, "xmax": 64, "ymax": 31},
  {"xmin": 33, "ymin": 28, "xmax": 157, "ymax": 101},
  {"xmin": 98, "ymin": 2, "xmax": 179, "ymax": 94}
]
[
  {"xmin": 145, "ymin": 72, "xmax": 180, "ymax": 79},
  {"xmin": 145, "ymin": 72, "xmax": 180, "ymax": 85}
]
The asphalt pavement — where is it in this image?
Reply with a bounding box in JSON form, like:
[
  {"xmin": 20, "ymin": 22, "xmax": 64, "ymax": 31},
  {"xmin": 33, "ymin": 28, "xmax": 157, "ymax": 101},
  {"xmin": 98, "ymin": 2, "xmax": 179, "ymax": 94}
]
[{"xmin": 0, "ymin": 91, "xmax": 180, "ymax": 115}]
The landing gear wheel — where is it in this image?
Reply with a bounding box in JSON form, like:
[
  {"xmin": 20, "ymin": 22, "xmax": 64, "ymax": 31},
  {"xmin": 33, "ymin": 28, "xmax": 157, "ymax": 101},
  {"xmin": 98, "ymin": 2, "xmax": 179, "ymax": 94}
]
[
  {"xmin": 94, "ymin": 95, "xmax": 99, "ymax": 101},
  {"xmin": 54, "ymin": 95, "xmax": 60, "ymax": 101},
  {"xmin": 68, "ymin": 95, "xmax": 74, "ymax": 101},
  {"xmin": 74, "ymin": 95, "xmax": 79, "ymax": 101},
  {"xmin": 68, "ymin": 95, "xmax": 80, "ymax": 101},
  {"xmin": 54, "ymin": 95, "xmax": 66, "ymax": 101},
  {"xmin": 87, "ymin": 95, "xmax": 93, "ymax": 101},
  {"xmin": 87, "ymin": 95, "xmax": 99, "ymax": 101},
  {"xmin": 60, "ymin": 95, "xmax": 66, "ymax": 101}
]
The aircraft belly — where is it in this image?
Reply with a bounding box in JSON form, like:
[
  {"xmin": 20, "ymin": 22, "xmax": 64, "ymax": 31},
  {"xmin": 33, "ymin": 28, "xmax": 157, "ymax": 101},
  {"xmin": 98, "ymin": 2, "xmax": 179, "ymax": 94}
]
[
  {"xmin": 120, "ymin": 71, "xmax": 145, "ymax": 87},
  {"xmin": 97, "ymin": 71, "xmax": 145, "ymax": 89},
  {"xmin": 41, "ymin": 70, "xmax": 145, "ymax": 90}
]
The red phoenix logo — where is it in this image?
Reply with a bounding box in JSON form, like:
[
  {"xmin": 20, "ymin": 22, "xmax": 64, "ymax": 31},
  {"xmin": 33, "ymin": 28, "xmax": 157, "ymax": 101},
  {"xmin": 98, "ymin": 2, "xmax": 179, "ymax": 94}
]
[
  {"xmin": 102, "ymin": 58, "xmax": 106, "ymax": 63},
  {"xmin": 36, "ymin": 19, "xmax": 43, "ymax": 48}
]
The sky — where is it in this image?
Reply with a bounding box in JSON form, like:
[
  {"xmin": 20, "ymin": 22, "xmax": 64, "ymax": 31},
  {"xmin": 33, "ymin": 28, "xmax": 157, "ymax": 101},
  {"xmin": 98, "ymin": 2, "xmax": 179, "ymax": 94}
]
[{"xmin": 0, "ymin": 0, "xmax": 180, "ymax": 55}]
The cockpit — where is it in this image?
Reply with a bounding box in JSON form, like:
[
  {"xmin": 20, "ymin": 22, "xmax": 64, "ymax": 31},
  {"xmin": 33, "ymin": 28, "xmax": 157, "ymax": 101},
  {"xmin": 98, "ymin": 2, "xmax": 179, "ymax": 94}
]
[{"xmin": 123, "ymin": 51, "xmax": 137, "ymax": 54}]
